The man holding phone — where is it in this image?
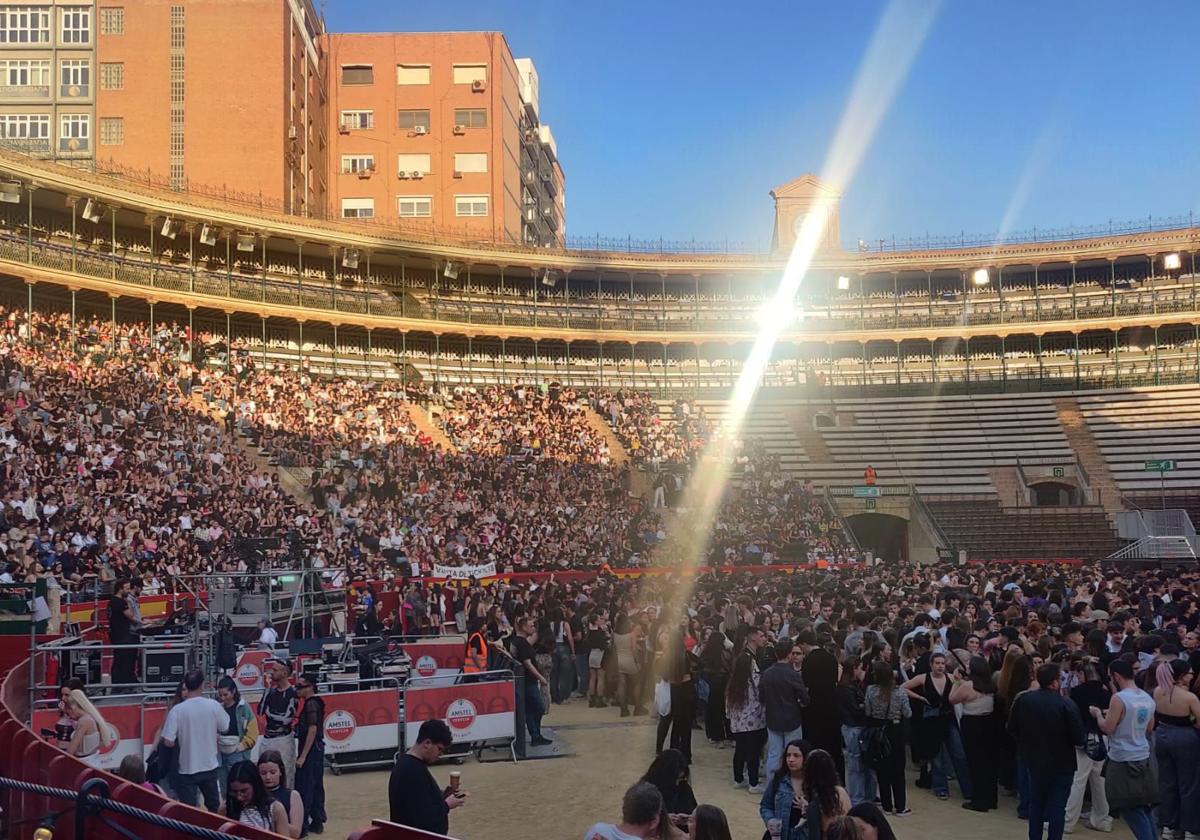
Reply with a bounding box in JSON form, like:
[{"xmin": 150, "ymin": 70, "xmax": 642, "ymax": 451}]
[{"xmin": 388, "ymin": 720, "xmax": 467, "ymax": 835}]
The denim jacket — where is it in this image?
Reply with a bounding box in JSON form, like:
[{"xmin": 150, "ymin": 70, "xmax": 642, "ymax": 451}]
[{"xmin": 759, "ymin": 774, "xmax": 806, "ymax": 840}]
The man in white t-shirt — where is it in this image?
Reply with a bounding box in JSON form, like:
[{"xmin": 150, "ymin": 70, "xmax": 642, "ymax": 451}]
[
  {"xmin": 582, "ymin": 782, "xmax": 663, "ymax": 840},
  {"xmin": 161, "ymin": 669, "xmax": 227, "ymax": 812}
]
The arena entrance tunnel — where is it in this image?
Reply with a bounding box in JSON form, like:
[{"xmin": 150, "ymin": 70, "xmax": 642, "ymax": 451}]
[{"xmin": 845, "ymin": 513, "xmax": 909, "ymax": 564}]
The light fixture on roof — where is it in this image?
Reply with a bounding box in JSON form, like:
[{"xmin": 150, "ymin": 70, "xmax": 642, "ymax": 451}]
[
  {"xmin": 235, "ymin": 232, "xmax": 257, "ymax": 253},
  {"xmin": 443, "ymin": 261, "xmax": 460, "ymax": 280},
  {"xmin": 342, "ymin": 248, "xmax": 360, "ymax": 270},
  {"xmin": 81, "ymin": 198, "xmax": 103, "ymax": 223},
  {"xmin": 160, "ymin": 216, "xmax": 178, "ymax": 239},
  {"xmin": 199, "ymin": 224, "xmax": 218, "ymax": 246},
  {"xmin": 972, "ymin": 268, "xmax": 990, "ymax": 286},
  {"xmin": 1164, "ymin": 253, "xmax": 1182, "ymax": 271},
  {"xmin": 0, "ymin": 182, "xmax": 21, "ymax": 204},
  {"xmin": 836, "ymin": 275, "xmax": 851, "ymax": 291}
]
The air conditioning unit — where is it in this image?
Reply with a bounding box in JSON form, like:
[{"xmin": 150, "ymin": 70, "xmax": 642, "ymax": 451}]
[
  {"xmin": 337, "ymin": 124, "xmax": 351, "ymax": 135},
  {"xmin": 452, "ymin": 124, "xmax": 465, "ymax": 135},
  {"xmin": 471, "ymin": 79, "xmax": 486, "ymax": 92},
  {"xmin": 452, "ymin": 171, "xmax": 462, "ymax": 179},
  {"xmin": 288, "ymin": 125, "xmax": 298, "ymax": 140},
  {"xmin": 411, "ymin": 170, "xmax": 423, "ymax": 179},
  {"xmin": 199, "ymin": 224, "xmax": 218, "ymax": 246},
  {"xmin": 397, "ymin": 171, "xmax": 409, "ymax": 180},
  {"xmin": 357, "ymin": 168, "xmax": 372, "ymax": 179},
  {"xmin": 413, "ymin": 125, "xmax": 428, "ymax": 136}
]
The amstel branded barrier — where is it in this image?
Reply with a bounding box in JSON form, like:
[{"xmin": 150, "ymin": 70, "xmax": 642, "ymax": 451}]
[
  {"xmin": 233, "ymin": 649, "xmax": 273, "ymax": 693},
  {"xmin": 398, "ymin": 637, "xmax": 465, "ymax": 680},
  {"xmin": 403, "ymin": 671, "xmax": 516, "ymax": 762}
]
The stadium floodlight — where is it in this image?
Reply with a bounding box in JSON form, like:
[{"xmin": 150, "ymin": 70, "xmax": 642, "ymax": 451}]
[
  {"xmin": 0, "ymin": 182, "xmax": 21, "ymax": 204},
  {"xmin": 342, "ymin": 248, "xmax": 360, "ymax": 270},
  {"xmin": 199, "ymin": 224, "xmax": 218, "ymax": 246},
  {"xmin": 972, "ymin": 268, "xmax": 990, "ymax": 286},
  {"xmin": 160, "ymin": 217, "xmax": 178, "ymax": 239},
  {"xmin": 1164, "ymin": 253, "xmax": 1182, "ymax": 271},
  {"xmin": 81, "ymin": 198, "xmax": 103, "ymax": 223},
  {"xmin": 443, "ymin": 261, "xmax": 460, "ymax": 280},
  {"xmin": 836, "ymin": 275, "xmax": 851, "ymax": 291},
  {"xmin": 235, "ymin": 232, "xmax": 257, "ymax": 253}
]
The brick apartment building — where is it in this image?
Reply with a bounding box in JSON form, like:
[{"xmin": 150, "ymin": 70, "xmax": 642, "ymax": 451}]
[{"xmin": 0, "ymin": 1, "xmax": 564, "ymax": 245}]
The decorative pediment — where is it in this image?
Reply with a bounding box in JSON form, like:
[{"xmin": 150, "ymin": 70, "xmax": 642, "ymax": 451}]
[{"xmin": 769, "ymin": 174, "xmax": 842, "ymax": 201}]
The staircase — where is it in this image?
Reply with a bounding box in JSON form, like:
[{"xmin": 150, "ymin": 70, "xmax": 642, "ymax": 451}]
[
  {"xmin": 408, "ymin": 403, "xmax": 457, "ymax": 451},
  {"xmin": 581, "ymin": 404, "xmax": 629, "ymax": 466},
  {"xmin": 987, "ymin": 467, "xmax": 1026, "ymax": 508},
  {"xmin": 783, "ymin": 407, "xmax": 833, "ymax": 462},
  {"xmin": 1054, "ymin": 397, "xmax": 1124, "ymax": 518}
]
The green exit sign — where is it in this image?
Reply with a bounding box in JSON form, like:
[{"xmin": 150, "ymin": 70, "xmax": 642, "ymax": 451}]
[
  {"xmin": 1145, "ymin": 460, "xmax": 1177, "ymax": 472},
  {"xmin": 1053, "ymin": 466, "xmax": 1065, "ymax": 478},
  {"xmin": 865, "ymin": 499, "xmax": 876, "ymax": 511}
]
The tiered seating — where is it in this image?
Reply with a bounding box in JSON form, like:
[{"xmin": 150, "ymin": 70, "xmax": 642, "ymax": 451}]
[
  {"xmin": 1077, "ymin": 386, "xmax": 1200, "ymax": 492},
  {"xmin": 924, "ymin": 497, "xmax": 1120, "ymax": 560},
  {"xmin": 656, "ymin": 398, "xmax": 810, "ymax": 474}
]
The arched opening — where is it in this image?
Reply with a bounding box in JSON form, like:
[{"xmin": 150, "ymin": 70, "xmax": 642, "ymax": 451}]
[
  {"xmin": 845, "ymin": 513, "xmax": 909, "ymax": 564},
  {"xmin": 1032, "ymin": 481, "xmax": 1077, "ymax": 507}
]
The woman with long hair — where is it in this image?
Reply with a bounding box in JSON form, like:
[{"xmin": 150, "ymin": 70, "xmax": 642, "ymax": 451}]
[
  {"xmin": 698, "ymin": 625, "xmax": 732, "ymax": 746},
  {"xmin": 222, "ymin": 760, "xmax": 289, "ymax": 835},
  {"xmin": 726, "ymin": 646, "xmax": 767, "ymax": 792},
  {"xmin": 62, "ymin": 689, "xmax": 113, "ymax": 758},
  {"xmin": 864, "ymin": 660, "xmax": 911, "ymax": 816},
  {"xmin": 801, "ymin": 749, "xmax": 851, "ymax": 839},
  {"xmin": 901, "ymin": 651, "xmax": 970, "ymax": 802},
  {"xmin": 759, "ymin": 739, "xmax": 811, "ymax": 840},
  {"xmin": 995, "ymin": 648, "xmax": 1034, "ymax": 815},
  {"xmin": 216, "ymin": 676, "xmax": 259, "ymax": 800},
  {"xmin": 949, "ymin": 655, "xmax": 999, "ymax": 811},
  {"xmin": 613, "ymin": 612, "xmax": 644, "ymax": 716},
  {"xmin": 640, "ymin": 748, "xmax": 697, "ymax": 816},
  {"xmin": 1152, "ymin": 659, "xmax": 1200, "ymax": 840},
  {"xmin": 258, "ymin": 749, "xmax": 304, "ymax": 839},
  {"xmin": 838, "ymin": 657, "xmax": 875, "ymax": 806},
  {"xmin": 687, "ymin": 804, "xmax": 733, "ymax": 840}
]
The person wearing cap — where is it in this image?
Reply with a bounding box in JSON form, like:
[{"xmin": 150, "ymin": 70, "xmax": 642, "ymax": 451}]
[{"xmin": 1089, "ymin": 610, "xmax": 1110, "ymax": 631}]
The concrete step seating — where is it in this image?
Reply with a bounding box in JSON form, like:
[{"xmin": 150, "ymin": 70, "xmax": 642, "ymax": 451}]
[
  {"xmin": 1076, "ymin": 385, "xmax": 1200, "ymax": 492},
  {"xmin": 925, "ymin": 497, "xmax": 1120, "ymax": 560}
]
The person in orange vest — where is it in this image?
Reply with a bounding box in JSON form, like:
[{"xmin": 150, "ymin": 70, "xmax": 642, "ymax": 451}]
[
  {"xmin": 463, "ymin": 619, "xmax": 489, "ymax": 676},
  {"xmin": 864, "ymin": 465, "xmax": 877, "ymax": 486}
]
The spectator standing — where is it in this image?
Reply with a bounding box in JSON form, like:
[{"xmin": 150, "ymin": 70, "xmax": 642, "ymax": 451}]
[
  {"xmin": 949, "ymin": 655, "xmax": 999, "ymax": 812},
  {"xmin": 698, "ymin": 628, "xmax": 731, "ymax": 746},
  {"xmin": 1152, "ymin": 659, "xmax": 1200, "ymax": 840},
  {"xmin": 161, "ymin": 670, "xmax": 227, "ymax": 811},
  {"xmin": 838, "ymin": 658, "xmax": 876, "ymax": 807},
  {"xmin": 387, "ymin": 720, "xmax": 466, "ymax": 835},
  {"xmin": 761, "ymin": 638, "xmax": 809, "ymax": 778},
  {"xmin": 759, "ymin": 739, "xmax": 811, "ymax": 840},
  {"xmin": 799, "ymin": 632, "xmax": 842, "ymax": 779},
  {"xmin": 294, "ymin": 676, "xmax": 326, "ymax": 835},
  {"xmin": 108, "ymin": 579, "xmax": 137, "ymax": 689},
  {"xmin": 1065, "ymin": 659, "xmax": 1112, "ymax": 833},
  {"xmin": 512, "ymin": 616, "xmax": 552, "ymax": 747},
  {"xmin": 1091, "ymin": 659, "xmax": 1158, "ymax": 840},
  {"xmin": 655, "ymin": 622, "xmax": 696, "ymax": 763},
  {"xmin": 864, "ymin": 661, "xmax": 911, "ymax": 817},
  {"xmin": 258, "ymin": 660, "xmax": 299, "ymax": 784},
  {"xmin": 726, "ymin": 643, "xmax": 767, "ymax": 793},
  {"xmin": 216, "ymin": 676, "xmax": 259, "ymax": 801},
  {"xmin": 1007, "ymin": 663, "xmax": 1085, "ymax": 840}
]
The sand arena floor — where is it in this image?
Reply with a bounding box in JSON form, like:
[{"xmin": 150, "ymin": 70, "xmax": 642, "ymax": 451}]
[{"xmin": 320, "ymin": 700, "xmax": 1135, "ymax": 840}]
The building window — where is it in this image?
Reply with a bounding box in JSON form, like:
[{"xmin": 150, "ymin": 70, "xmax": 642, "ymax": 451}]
[
  {"xmin": 99, "ymin": 62, "xmax": 123, "ymax": 90},
  {"xmin": 452, "ymin": 64, "xmax": 487, "ymax": 85},
  {"xmin": 339, "ymin": 110, "xmax": 372, "ymax": 130},
  {"xmin": 340, "ymin": 154, "xmax": 374, "ymax": 173},
  {"xmin": 340, "ymin": 197, "xmax": 374, "ymax": 219},
  {"xmin": 0, "ymin": 59, "xmax": 51, "ymax": 88},
  {"xmin": 60, "ymin": 7, "xmax": 90, "ymax": 44},
  {"xmin": 99, "ymin": 7, "xmax": 123, "ymax": 35},
  {"xmin": 454, "ymin": 108, "xmax": 487, "ymax": 129},
  {"xmin": 340, "ymin": 64, "xmax": 372, "ymax": 85},
  {"xmin": 59, "ymin": 113, "xmax": 89, "ymax": 151},
  {"xmin": 0, "ymin": 7, "xmax": 50, "ymax": 44},
  {"xmin": 60, "ymin": 59, "xmax": 89, "ymax": 97},
  {"xmin": 398, "ymin": 196, "xmax": 432, "ymax": 218},
  {"xmin": 455, "ymin": 194, "xmax": 489, "ymax": 217},
  {"xmin": 0, "ymin": 114, "xmax": 49, "ymax": 141},
  {"xmin": 397, "ymin": 109, "xmax": 430, "ymax": 132},
  {"xmin": 99, "ymin": 116, "xmax": 122, "ymax": 145},
  {"xmin": 396, "ymin": 63, "xmax": 430, "ymax": 85},
  {"xmin": 453, "ymin": 153, "xmax": 487, "ymax": 174},
  {"xmin": 397, "ymin": 153, "xmax": 431, "ymax": 174}
]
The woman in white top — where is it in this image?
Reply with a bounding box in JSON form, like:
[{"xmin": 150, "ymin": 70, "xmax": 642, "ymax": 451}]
[
  {"xmin": 949, "ymin": 655, "xmax": 999, "ymax": 812},
  {"xmin": 62, "ymin": 689, "xmax": 113, "ymax": 758}
]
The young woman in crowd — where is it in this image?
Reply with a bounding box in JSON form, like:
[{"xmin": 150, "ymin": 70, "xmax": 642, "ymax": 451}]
[
  {"xmin": 223, "ymin": 760, "xmax": 290, "ymax": 835},
  {"xmin": 863, "ymin": 660, "xmax": 911, "ymax": 817},
  {"xmin": 258, "ymin": 749, "xmax": 305, "ymax": 839},
  {"xmin": 949, "ymin": 655, "xmax": 999, "ymax": 811},
  {"xmin": 758, "ymin": 738, "xmax": 811, "ymax": 840},
  {"xmin": 699, "ymin": 626, "xmax": 732, "ymax": 747},
  {"xmin": 1152, "ymin": 659, "xmax": 1200, "ymax": 840},
  {"xmin": 687, "ymin": 804, "xmax": 734, "ymax": 840},
  {"xmin": 837, "ymin": 658, "xmax": 874, "ymax": 806},
  {"xmin": 60, "ymin": 689, "xmax": 113, "ymax": 759},
  {"xmin": 640, "ymin": 749, "xmax": 697, "ymax": 817},
  {"xmin": 801, "ymin": 749, "xmax": 851, "ymax": 840},
  {"xmin": 726, "ymin": 644, "xmax": 767, "ymax": 793},
  {"xmin": 216, "ymin": 676, "xmax": 259, "ymax": 800}
]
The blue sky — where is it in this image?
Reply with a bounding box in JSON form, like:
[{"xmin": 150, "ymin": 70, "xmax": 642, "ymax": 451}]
[{"xmin": 325, "ymin": 1, "xmax": 1200, "ymax": 250}]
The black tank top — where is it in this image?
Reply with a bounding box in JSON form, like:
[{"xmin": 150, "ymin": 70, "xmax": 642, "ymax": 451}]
[{"xmin": 268, "ymin": 786, "xmax": 294, "ymax": 823}]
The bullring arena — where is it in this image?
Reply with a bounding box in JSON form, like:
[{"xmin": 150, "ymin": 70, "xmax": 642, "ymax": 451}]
[{"xmin": 0, "ymin": 5, "xmax": 1199, "ymax": 840}]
